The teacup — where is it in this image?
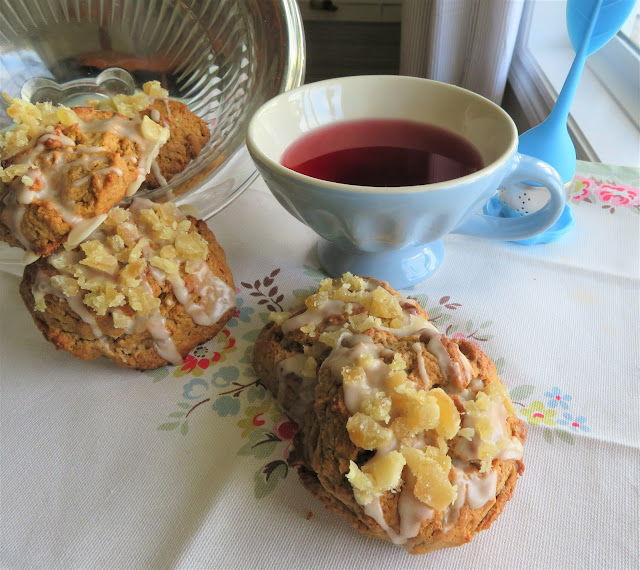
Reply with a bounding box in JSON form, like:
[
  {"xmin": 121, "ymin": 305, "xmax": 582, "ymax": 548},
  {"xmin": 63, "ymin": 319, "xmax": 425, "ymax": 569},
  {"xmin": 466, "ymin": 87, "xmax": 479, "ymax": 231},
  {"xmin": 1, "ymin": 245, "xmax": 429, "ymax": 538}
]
[{"xmin": 247, "ymin": 75, "xmax": 565, "ymax": 288}]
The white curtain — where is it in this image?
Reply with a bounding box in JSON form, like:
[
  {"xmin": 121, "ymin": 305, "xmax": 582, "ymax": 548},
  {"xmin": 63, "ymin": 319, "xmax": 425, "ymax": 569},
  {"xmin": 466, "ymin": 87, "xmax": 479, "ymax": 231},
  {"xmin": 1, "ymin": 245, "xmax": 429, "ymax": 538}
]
[{"xmin": 400, "ymin": 0, "xmax": 525, "ymax": 104}]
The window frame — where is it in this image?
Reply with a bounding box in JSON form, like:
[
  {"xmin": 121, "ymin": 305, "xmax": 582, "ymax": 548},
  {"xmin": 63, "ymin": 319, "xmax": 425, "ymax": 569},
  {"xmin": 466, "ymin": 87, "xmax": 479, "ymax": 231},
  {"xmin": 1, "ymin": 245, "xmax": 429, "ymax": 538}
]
[{"xmin": 508, "ymin": 0, "xmax": 640, "ymax": 168}]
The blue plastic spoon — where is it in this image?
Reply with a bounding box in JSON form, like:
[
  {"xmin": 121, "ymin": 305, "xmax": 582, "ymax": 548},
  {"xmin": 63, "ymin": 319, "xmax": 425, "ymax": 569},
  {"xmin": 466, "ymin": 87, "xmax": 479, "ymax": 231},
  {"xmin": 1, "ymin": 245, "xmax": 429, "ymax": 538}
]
[{"xmin": 517, "ymin": 0, "xmax": 636, "ymax": 183}]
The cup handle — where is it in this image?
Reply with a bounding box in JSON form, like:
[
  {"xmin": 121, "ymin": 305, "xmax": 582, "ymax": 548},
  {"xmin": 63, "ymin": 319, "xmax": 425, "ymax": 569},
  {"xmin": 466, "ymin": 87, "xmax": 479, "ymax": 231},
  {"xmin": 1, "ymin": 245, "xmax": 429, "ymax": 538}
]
[{"xmin": 453, "ymin": 153, "xmax": 566, "ymax": 241}]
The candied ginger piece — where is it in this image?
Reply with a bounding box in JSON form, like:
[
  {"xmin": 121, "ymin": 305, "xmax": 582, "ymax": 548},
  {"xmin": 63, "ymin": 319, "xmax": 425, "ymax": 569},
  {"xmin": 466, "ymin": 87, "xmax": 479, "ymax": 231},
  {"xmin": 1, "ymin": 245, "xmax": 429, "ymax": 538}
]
[
  {"xmin": 363, "ymin": 451, "xmax": 406, "ymax": 490},
  {"xmin": 174, "ymin": 232, "xmax": 209, "ymax": 261},
  {"xmin": 346, "ymin": 451, "xmax": 406, "ymax": 505},
  {"xmin": 149, "ymin": 255, "xmax": 180, "ymax": 277},
  {"xmin": 347, "ymin": 413, "xmax": 394, "ymax": 450},
  {"xmin": 318, "ymin": 329, "xmax": 344, "ymax": 347},
  {"xmin": 128, "ymin": 237, "xmax": 149, "ymax": 262},
  {"xmin": 33, "ymin": 289, "xmax": 46, "ymax": 312},
  {"xmin": 305, "ymin": 290, "xmax": 329, "ymax": 309},
  {"xmin": 116, "ymin": 222, "xmax": 140, "ymax": 245},
  {"xmin": 0, "ymin": 124, "xmax": 30, "ymax": 159},
  {"xmin": 106, "ymin": 208, "xmax": 131, "ymax": 226},
  {"xmin": 50, "ymin": 275, "xmax": 79, "ymax": 297},
  {"xmin": 389, "ymin": 353, "xmax": 406, "ymax": 371},
  {"xmin": 106, "ymin": 235, "xmax": 125, "ymax": 253},
  {"xmin": 361, "ymin": 390, "xmax": 392, "ymax": 423},
  {"xmin": 458, "ymin": 427, "xmax": 475, "ymax": 441},
  {"xmin": 269, "ymin": 311, "xmax": 291, "ymax": 325},
  {"xmin": 176, "ymin": 219, "xmax": 192, "ymax": 233},
  {"xmin": 143, "ymin": 80, "xmax": 169, "ymax": 99},
  {"xmin": 83, "ymin": 283, "xmax": 126, "ymax": 315},
  {"xmin": 478, "ymin": 442, "xmax": 499, "ymax": 473},
  {"xmin": 348, "ymin": 313, "xmax": 382, "ymax": 332},
  {"xmin": 346, "ymin": 461, "xmax": 376, "ymax": 505},
  {"xmin": 139, "ymin": 208, "xmax": 176, "ymax": 241},
  {"xmin": 0, "ymin": 164, "xmax": 30, "ymax": 183},
  {"xmin": 429, "ymin": 387, "xmax": 461, "ymax": 440},
  {"xmin": 159, "ymin": 245, "xmax": 177, "ymax": 259},
  {"xmin": 369, "ymin": 286, "xmax": 403, "ymax": 319},
  {"xmin": 412, "ymin": 455, "xmax": 457, "ymax": 511},
  {"xmin": 404, "ymin": 390, "xmax": 440, "ymax": 434},
  {"xmin": 80, "ymin": 240, "xmax": 119, "ymax": 275},
  {"xmin": 120, "ymin": 259, "xmax": 146, "ymax": 287},
  {"xmin": 300, "ymin": 323, "xmax": 316, "ymax": 337},
  {"xmin": 125, "ymin": 285, "xmax": 160, "ymax": 316},
  {"xmin": 110, "ymin": 92, "xmax": 152, "ymax": 118},
  {"xmin": 112, "ymin": 308, "xmax": 134, "ymax": 330},
  {"xmin": 340, "ymin": 272, "xmax": 367, "ymax": 292},
  {"xmin": 56, "ymin": 107, "xmax": 79, "ymax": 126},
  {"xmin": 141, "ymin": 115, "xmax": 170, "ymax": 144}
]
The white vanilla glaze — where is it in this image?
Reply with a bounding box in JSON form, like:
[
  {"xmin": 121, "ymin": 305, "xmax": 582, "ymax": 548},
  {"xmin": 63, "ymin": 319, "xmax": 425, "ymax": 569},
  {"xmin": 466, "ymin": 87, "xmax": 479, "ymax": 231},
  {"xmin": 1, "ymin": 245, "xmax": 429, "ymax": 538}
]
[
  {"xmin": 1, "ymin": 112, "xmax": 168, "ymax": 252},
  {"xmin": 281, "ymin": 299, "xmax": 346, "ymax": 335},
  {"xmin": 322, "ymin": 333, "xmax": 387, "ymax": 413},
  {"xmin": 444, "ymin": 466, "xmax": 498, "ymax": 531},
  {"xmin": 419, "ymin": 328, "xmax": 471, "ymax": 391},
  {"xmin": 150, "ymin": 160, "xmax": 168, "ymax": 186}
]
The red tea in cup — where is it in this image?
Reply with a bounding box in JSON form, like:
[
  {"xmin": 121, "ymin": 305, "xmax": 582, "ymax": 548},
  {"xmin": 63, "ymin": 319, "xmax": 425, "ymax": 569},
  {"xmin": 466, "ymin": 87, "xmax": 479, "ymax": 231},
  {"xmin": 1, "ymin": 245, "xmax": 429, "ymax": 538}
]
[{"xmin": 280, "ymin": 118, "xmax": 484, "ymax": 187}]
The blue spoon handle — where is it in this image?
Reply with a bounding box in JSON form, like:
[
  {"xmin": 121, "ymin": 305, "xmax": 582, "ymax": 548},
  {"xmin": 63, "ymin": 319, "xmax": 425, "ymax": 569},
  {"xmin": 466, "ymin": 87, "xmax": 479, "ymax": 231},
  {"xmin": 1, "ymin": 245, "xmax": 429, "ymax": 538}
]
[{"xmin": 548, "ymin": 0, "xmax": 604, "ymax": 127}]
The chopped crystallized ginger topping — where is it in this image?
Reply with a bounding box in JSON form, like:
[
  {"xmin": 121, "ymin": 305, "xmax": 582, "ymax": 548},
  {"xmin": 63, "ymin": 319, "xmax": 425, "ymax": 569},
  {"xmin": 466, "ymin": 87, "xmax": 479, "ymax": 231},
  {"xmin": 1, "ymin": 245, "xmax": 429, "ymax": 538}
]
[
  {"xmin": 34, "ymin": 200, "xmax": 211, "ymax": 326},
  {"xmin": 1, "ymin": 80, "xmax": 167, "ymax": 169}
]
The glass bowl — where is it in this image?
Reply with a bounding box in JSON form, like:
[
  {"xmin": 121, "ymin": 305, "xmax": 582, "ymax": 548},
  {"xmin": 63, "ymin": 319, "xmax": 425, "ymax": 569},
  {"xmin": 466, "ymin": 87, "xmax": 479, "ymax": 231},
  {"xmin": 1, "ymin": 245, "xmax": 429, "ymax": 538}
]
[{"xmin": 0, "ymin": 0, "xmax": 305, "ymax": 222}]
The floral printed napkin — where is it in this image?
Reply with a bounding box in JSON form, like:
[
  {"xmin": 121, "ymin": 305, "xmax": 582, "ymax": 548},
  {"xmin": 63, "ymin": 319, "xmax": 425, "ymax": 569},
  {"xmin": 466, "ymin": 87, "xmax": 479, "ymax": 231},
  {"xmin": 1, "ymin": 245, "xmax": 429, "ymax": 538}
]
[{"xmin": 0, "ymin": 161, "xmax": 638, "ymax": 569}]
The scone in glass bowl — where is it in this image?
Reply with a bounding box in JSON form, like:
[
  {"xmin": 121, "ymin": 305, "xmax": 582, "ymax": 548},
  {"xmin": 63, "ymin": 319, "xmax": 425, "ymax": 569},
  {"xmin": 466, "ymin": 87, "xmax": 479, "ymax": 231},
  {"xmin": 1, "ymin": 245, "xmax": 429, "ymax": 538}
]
[{"xmin": 0, "ymin": 0, "xmax": 305, "ymax": 273}]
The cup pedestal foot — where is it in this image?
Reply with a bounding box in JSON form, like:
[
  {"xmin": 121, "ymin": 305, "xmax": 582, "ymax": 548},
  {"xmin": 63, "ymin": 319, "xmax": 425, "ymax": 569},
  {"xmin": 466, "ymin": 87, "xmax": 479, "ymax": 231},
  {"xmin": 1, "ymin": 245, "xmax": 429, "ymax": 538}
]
[{"xmin": 317, "ymin": 240, "xmax": 444, "ymax": 289}]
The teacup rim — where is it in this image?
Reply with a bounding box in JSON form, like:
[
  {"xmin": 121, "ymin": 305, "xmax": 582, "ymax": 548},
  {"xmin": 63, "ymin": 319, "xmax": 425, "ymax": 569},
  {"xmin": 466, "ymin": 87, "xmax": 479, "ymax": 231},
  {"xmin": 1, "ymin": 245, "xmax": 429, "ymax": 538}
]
[{"xmin": 246, "ymin": 75, "xmax": 518, "ymax": 194}]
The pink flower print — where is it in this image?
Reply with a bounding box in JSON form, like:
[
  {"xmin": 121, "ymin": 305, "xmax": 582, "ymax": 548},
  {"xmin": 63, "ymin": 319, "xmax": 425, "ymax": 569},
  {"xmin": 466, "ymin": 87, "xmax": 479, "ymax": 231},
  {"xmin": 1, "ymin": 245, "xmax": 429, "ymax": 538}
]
[
  {"xmin": 571, "ymin": 176, "xmax": 594, "ymax": 202},
  {"xmin": 174, "ymin": 354, "xmax": 211, "ymax": 377},
  {"xmin": 596, "ymin": 184, "xmax": 639, "ymax": 208}
]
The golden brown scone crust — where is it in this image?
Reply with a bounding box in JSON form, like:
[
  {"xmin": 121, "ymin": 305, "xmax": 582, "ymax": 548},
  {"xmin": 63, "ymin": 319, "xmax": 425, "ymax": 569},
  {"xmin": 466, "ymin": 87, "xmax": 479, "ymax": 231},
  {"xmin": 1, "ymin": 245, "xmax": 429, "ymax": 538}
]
[
  {"xmin": 0, "ymin": 107, "xmax": 144, "ymax": 256},
  {"xmin": 20, "ymin": 219, "xmax": 235, "ymax": 369},
  {"xmin": 143, "ymin": 100, "xmax": 210, "ymax": 187},
  {"xmin": 253, "ymin": 278, "xmax": 526, "ymax": 554}
]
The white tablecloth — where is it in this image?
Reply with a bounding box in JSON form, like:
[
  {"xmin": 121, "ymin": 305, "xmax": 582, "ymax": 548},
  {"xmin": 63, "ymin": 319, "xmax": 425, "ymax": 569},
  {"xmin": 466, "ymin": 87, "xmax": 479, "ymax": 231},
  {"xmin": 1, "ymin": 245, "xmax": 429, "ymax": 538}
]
[{"xmin": 1, "ymin": 161, "xmax": 638, "ymax": 568}]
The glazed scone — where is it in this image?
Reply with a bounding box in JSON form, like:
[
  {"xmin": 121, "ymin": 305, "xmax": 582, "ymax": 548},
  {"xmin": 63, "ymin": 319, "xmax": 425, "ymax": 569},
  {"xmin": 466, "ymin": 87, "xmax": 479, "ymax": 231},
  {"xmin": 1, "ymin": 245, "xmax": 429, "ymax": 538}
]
[
  {"xmin": 0, "ymin": 96, "xmax": 170, "ymax": 256},
  {"xmin": 20, "ymin": 198, "xmax": 236, "ymax": 369},
  {"xmin": 0, "ymin": 81, "xmax": 211, "ymax": 256},
  {"xmin": 253, "ymin": 274, "xmax": 525, "ymax": 554}
]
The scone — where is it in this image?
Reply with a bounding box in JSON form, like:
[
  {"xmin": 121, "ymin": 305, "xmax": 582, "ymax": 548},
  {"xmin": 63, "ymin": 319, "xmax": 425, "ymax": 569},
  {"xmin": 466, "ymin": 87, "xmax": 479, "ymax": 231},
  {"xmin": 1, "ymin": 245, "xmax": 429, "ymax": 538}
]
[
  {"xmin": 0, "ymin": 96, "xmax": 170, "ymax": 256},
  {"xmin": 253, "ymin": 274, "xmax": 525, "ymax": 554},
  {"xmin": 20, "ymin": 198, "xmax": 236, "ymax": 369},
  {"xmin": 0, "ymin": 81, "xmax": 210, "ymax": 256}
]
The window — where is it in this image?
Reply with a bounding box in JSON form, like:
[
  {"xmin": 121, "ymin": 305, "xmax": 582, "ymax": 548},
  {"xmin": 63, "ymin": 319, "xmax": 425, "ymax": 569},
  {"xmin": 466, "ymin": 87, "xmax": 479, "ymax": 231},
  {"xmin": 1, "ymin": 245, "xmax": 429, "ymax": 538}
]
[{"xmin": 508, "ymin": 0, "xmax": 640, "ymax": 169}]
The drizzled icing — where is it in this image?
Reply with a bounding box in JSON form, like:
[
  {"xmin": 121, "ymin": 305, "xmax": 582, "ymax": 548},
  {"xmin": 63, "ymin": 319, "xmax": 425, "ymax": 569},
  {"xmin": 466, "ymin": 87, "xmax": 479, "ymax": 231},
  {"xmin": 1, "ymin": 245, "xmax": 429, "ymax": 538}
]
[
  {"xmin": 30, "ymin": 198, "xmax": 235, "ymax": 364},
  {"xmin": 271, "ymin": 274, "xmax": 524, "ymax": 549}
]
